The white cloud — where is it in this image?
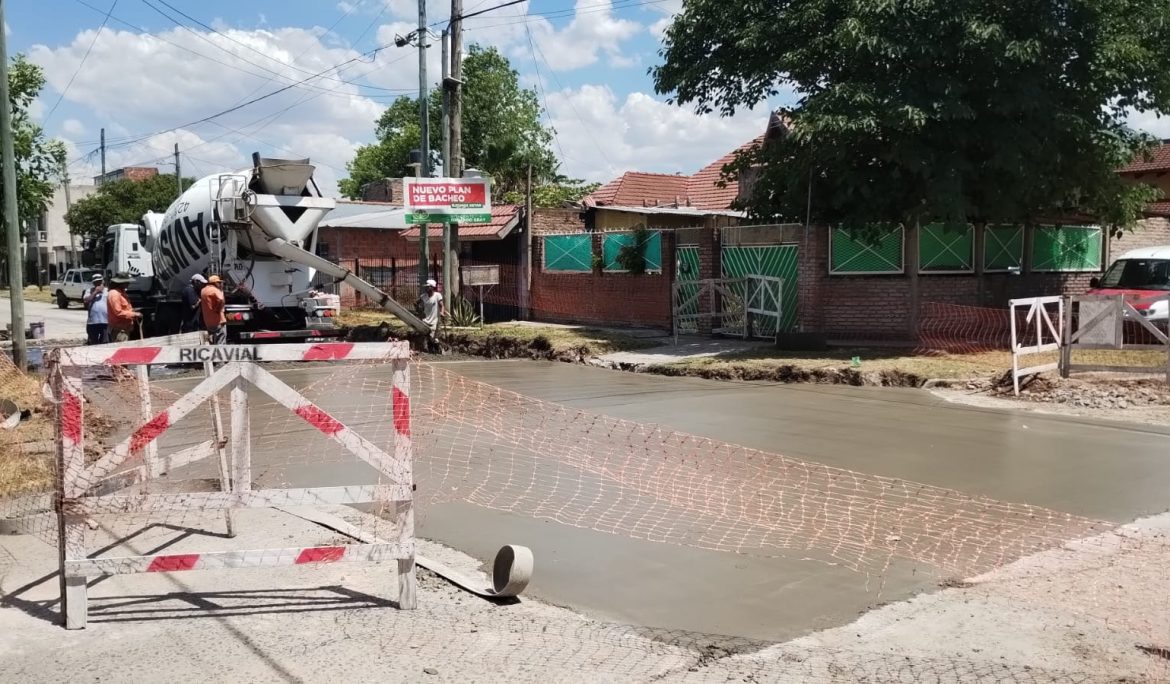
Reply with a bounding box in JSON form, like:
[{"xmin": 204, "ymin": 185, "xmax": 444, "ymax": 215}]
[
  {"xmin": 648, "ymin": 0, "xmax": 682, "ymax": 40},
  {"xmin": 61, "ymin": 119, "xmax": 87, "ymax": 137},
  {"xmin": 460, "ymin": 0, "xmax": 641, "ymax": 72},
  {"xmin": 1129, "ymin": 109, "xmax": 1170, "ymax": 139},
  {"xmin": 29, "ymin": 24, "xmax": 398, "ymax": 196},
  {"xmin": 544, "ymin": 85, "xmax": 769, "ymax": 182}
]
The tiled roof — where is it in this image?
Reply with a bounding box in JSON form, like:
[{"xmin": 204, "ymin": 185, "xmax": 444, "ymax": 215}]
[
  {"xmin": 1144, "ymin": 201, "xmax": 1170, "ymax": 217},
  {"xmin": 583, "ymin": 136, "xmax": 763, "ymax": 212},
  {"xmin": 1120, "ymin": 144, "xmax": 1170, "ymax": 174},
  {"xmin": 402, "ymin": 204, "xmax": 521, "ymax": 241}
]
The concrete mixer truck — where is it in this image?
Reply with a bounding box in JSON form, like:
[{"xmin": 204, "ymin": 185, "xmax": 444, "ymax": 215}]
[{"xmin": 89, "ymin": 154, "xmax": 428, "ymax": 341}]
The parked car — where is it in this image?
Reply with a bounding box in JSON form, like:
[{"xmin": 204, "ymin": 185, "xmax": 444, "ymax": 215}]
[
  {"xmin": 1087, "ymin": 247, "xmax": 1170, "ymax": 321},
  {"xmin": 49, "ymin": 268, "xmax": 99, "ymax": 309}
]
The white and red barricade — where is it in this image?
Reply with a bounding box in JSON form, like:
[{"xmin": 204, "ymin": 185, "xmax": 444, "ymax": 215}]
[{"xmin": 49, "ymin": 342, "xmax": 416, "ymax": 629}]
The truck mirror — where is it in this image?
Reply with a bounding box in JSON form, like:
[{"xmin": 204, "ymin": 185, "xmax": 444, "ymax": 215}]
[{"xmin": 1089, "ymin": 277, "xmax": 1101, "ymax": 288}]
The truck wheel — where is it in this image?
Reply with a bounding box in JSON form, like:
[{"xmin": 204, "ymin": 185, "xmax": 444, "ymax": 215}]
[{"xmin": 56, "ymin": 291, "xmax": 69, "ymax": 309}]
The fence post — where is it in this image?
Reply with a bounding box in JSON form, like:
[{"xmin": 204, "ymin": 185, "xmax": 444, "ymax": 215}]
[
  {"xmin": 1060, "ymin": 296, "xmax": 1072, "ymax": 378},
  {"xmin": 391, "ymin": 358, "xmax": 417, "ymax": 609}
]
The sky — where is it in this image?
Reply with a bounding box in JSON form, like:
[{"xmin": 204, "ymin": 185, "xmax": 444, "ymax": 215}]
[{"xmin": 9, "ymin": 0, "xmax": 780, "ymax": 197}]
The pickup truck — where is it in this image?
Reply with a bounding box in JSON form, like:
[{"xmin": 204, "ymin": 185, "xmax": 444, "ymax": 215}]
[{"xmin": 49, "ymin": 268, "xmax": 99, "ymax": 309}]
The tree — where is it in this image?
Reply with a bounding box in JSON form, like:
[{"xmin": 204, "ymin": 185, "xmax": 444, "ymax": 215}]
[
  {"xmin": 501, "ymin": 176, "xmax": 601, "ymax": 208},
  {"xmin": 652, "ymin": 0, "xmax": 1170, "ymax": 231},
  {"xmin": 0, "ymin": 55, "xmax": 66, "ymax": 256},
  {"xmin": 65, "ymin": 174, "xmax": 193, "ymax": 241},
  {"xmin": 341, "ymin": 45, "xmax": 556, "ymax": 200}
]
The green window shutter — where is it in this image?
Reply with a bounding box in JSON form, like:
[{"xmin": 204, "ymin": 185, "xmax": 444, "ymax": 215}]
[
  {"xmin": 543, "ymin": 234, "xmax": 593, "ymax": 272},
  {"xmin": 829, "ymin": 224, "xmax": 904, "ymax": 274},
  {"xmin": 983, "ymin": 225, "xmax": 1024, "ymax": 271},
  {"xmin": 1031, "ymin": 225, "xmax": 1103, "ymax": 272},
  {"xmin": 919, "ymin": 222, "xmax": 974, "ymax": 273},
  {"xmin": 602, "ymin": 231, "xmax": 662, "ymax": 272}
]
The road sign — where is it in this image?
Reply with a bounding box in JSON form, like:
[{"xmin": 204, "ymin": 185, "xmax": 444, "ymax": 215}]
[
  {"xmin": 462, "ymin": 265, "xmax": 500, "ymax": 287},
  {"xmin": 403, "ymin": 177, "xmax": 491, "ymax": 224}
]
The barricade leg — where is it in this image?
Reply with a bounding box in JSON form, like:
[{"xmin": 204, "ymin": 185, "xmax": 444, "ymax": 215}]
[
  {"xmin": 59, "ymin": 520, "xmax": 88, "ymax": 629},
  {"xmin": 205, "ymin": 360, "xmax": 233, "ymax": 536},
  {"xmin": 392, "ymin": 359, "xmax": 417, "ymax": 609},
  {"xmin": 229, "ymin": 378, "xmax": 252, "ymax": 533}
]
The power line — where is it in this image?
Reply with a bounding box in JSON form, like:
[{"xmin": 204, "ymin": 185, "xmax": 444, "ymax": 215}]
[
  {"xmin": 525, "ymin": 23, "xmax": 564, "ymax": 162},
  {"xmin": 44, "ymin": 0, "xmax": 118, "ymax": 124},
  {"xmin": 460, "ymin": 0, "xmax": 672, "ymax": 31},
  {"xmin": 453, "ymin": 0, "xmax": 527, "ymax": 23},
  {"xmin": 530, "ymin": 36, "xmax": 613, "ymax": 170},
  {"xmin": 149, "ymin": 0, "xmax": 406, "ymax": 93}
]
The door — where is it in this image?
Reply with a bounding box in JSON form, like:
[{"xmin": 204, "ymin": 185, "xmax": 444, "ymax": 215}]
[
  {"xmin": 675, "ymin": 246, "xmax": 701, "ymax": 334},
  {"xmin": 720, "ymin": 245, "xmax": 799, "ymax": 333}
]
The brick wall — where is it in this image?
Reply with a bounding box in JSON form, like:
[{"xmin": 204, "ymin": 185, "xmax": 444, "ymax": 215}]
[
  {"xmin": 530, "ymin": 230, "xmax": 676, "ymax": 329},
  {"xmin": 793, "ymin": 218, "xmax": 1170, "ymax": 340},
  {"xmin": 530, "ymin": 208, "xmax": 586, "ymax": 234}
]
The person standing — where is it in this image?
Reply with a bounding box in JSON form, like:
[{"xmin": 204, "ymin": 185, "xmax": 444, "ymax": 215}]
[
  {"xmin": 105, "ymin": 273, "xmax": 142, "ymax": 343},
  {"xmin": 82, "ymin": 273, "xmax": 108, "ymax": 345},
  {"xmin": 418, "ymin": 278, "xmax": 446, "ymax": 351},
  {"xmin": 181, "ymin": 274, "xmax": 207, "ymax": 333},
  {"xmin": 201, "ymin": 275, "xmax": 227, "ymax": 345}
]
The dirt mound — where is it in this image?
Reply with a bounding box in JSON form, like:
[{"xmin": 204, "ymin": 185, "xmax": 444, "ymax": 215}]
[
  {"xmin": 644, "ymin": 363, "xmax": 927, "ymax": 388},
  {"xmin": 988, "ymin": 375, "xmax": 1170, "ymax": 410}
]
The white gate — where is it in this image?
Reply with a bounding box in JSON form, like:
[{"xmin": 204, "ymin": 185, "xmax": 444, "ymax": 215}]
[
  {"xmin": 1009, "ymin": 296, "xmax": 1063, "ymax": 395},
  {"xmin": 1061, "ymin": 294, "xmax": 1170, "ymax": 379},
  {"xmin": 50, "ymin": 342, "xmax": 416, "ymax": 629},
  {"xmin": 672, "ymin": 276, "xmax": 783, "ymax": 342}
]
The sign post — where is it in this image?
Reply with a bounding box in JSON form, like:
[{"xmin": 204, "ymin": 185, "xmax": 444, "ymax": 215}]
[{"xmin": 404, "ymin": 177, "xmax": 491, "ymax": 306}]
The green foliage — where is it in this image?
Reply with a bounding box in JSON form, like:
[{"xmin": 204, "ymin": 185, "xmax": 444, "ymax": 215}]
[
  {"xmin": 652, "ymin": 0, "xmax": 1170, "ymax": 230},
  {"xmin": 447, "ymin": 295, "xmax": 482, "ymax": 327},
  {"xmin": 614, "ymin": 224, "xmax": 651, "ymax": 275},
  {"xmin": 65, "ymin": 174, "xmax": 194, "ymax": 240},
  {"xmin": 501, "ymin": 177, "xmax": 600, "ymax": 208},
  {"xmin": 341, "ymin": 45, "xmax": 557, "ymax": 200},
  {"xmin": 0, "ymin": 55, "xmax": 65, "ymax": 256}
]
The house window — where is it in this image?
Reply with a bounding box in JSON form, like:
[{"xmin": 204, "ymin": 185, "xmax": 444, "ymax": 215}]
[
  {"xmin": 983, "ymin": 224, "xmax": 1024, "ymax": 272},
  {"xmin": 919, "ymin": 222, "xmax": 974, "ymax": 273},
  {"xmin": 1030, "ymin": 225, "xmax": 1103, "ymax": 272},
  {"xmin": 602, "ymin": 231, "xmax": 662, "ymax": 272},
  {"xmin": 829, "ymin": 224, "xmax": 904, "ymax": 274},
  {"xmin": 542, "ymin": 234, "xmax": 593, "ymax": 272}
]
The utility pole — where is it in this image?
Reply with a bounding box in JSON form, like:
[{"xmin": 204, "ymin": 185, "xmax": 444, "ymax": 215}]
[
  {"xmin": 519, "ymin": 162, "xmax": 532, "ymax": 319},
  {"xmin": 448, "ymin": 0, "xmax": 464, "ymax": 305},
  {"xmin": 63, "ymin": 171, "xmax": 75, "ymax": 268},
  {"xmin": 417, "ymin": 0, "xmax": 430, "ymax": 292},
  {"xmin": 99, "ymin": 128, "xmax": 106, "ymax": 184},
  {"xmin": 174, "ymin": 142, "xmax": 181, "ymax": 198},
  {"xmin": 441, "ymin": 28, "xmax": 451, "ymax": 175},
  {"xmin": 439, "ymin": 28, "xmax": 454, "ymax": 311},
  {"xmin": 449, "ymin": 0, "xmax": 463, "ymax": 180},
  {"xmin": 0, "ymin": 0, "xmax": 27, "ymax": 370}
]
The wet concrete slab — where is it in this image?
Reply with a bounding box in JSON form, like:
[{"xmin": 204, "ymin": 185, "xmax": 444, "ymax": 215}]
[{"xmin": 145, "ymin": 359, "xmax": 1170, "ymax": 642}]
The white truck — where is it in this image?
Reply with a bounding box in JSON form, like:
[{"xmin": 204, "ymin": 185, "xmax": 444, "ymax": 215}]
[
  {"xmin": 88, "ymin": 154, "xmax": 428, "ymax": 340},
  {"xmin": 49, "ymin": 267, "xmax": 100, "ymax": 309}
]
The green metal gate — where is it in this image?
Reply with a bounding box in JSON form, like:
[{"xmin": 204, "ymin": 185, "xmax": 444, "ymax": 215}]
[
  {"xmin": 721, "ymin": 245, "xmax": 798, "ymax": 333},
  {"xmin": 675, "ymin": 246, "xmax": 701, "ymax": 334}
]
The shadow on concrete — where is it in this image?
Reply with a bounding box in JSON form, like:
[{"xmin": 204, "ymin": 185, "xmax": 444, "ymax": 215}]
[
  {"xmin": 0, "ymin": 523, "xmax": 231, "ymax": 626},
  {"xmin": 86, "ymin": 585, "xmax": 399, "ymax": 623}
]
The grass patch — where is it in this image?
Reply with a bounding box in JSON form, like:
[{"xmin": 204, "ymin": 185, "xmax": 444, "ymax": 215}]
[
  {"xmin": 0, "ymin": 361, "xmax": 55, "ymax": 497},
  {"xmin": 338, "ymin": 307, "xmax": 659, "ymax": 358},
  {"xmin": 0, "ymin": 286, "xmax": 57, "ymax": 306},
  {"xmin": 656, "ymin": 348, "xmax": 1013, "ymax": 382}
]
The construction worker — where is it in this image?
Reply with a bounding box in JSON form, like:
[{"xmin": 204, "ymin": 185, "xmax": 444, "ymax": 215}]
[
  {"xmin": 419, "ymin": 278, "xmax": 446, "ymax": 352},
  {"xmin": 82, "ymin": 273, "xmax": 108, "ymax": 345},
  {"xmin": 105, "ymin": 273, "xmax": 142, "ymax": 343},
  {"xmin": 182, "ymin": 273, "xmax": 207, "ymax": 333},
  {"xmin": 201, "ymin": 275, "xmax": 227, "ymax": 345}
]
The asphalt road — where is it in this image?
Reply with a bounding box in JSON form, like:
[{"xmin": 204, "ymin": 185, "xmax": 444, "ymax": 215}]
[
  {"xmin": 143, "ymin": 359, "xmax": 1170, "ymax": 642},
  {"xmin": 0, "ymin": 295, "xmax": 87, "ymax": 341}
]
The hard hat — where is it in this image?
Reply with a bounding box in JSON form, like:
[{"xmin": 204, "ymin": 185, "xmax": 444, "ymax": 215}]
[
  {"xmin": 191, "ymin": 273, "xmax": 207, "ymax": 284},
  {"xmin": 208, "ymin": 275, "xmax": 222, "ymax": 284},
  {"xmin": 91, "ymin": 273, "xmax": 104, "ymax": 282},
  {"xmin": 426, "ymin": 279, "xmax": 437, "ymax": 288}
]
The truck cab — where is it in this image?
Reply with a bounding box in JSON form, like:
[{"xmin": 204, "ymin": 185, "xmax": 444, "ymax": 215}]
[{"xmin": 1086, "ymin": 246, "xmax": 1170, "ymax": 321}]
